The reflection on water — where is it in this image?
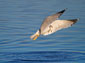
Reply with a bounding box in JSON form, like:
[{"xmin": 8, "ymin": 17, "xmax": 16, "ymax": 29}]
[{"xmin": 0, "ymin": 0, "xmax": 85, "ymax": 63}]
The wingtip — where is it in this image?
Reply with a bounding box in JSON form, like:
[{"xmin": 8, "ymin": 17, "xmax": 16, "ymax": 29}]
[
  {"xmin": 70, "ymin": 18, "xmax": 79, "ymax": 24},
  {"xmin": 58, "ymin": 8, "xmax": 67, "ymax": 13},
  {"xmin": 64, "ymin": 8, "xmax": 68, "ymax": 10},
  {"xmin": 77, "ymin": 18, "xmax": 80, "ymax": 21},
  {"xmin": 74, "ymin": 18, "xmax": 80, "ymax": 22}
]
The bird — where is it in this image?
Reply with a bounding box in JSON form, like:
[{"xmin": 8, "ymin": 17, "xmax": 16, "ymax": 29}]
[{"xmin": 30, "ymin": 8, "xmax": 79, "ymax": 40}]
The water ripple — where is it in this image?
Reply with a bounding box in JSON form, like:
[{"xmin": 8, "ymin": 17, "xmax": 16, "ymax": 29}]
[{"xmin": 0, "ymin": 51, "xmax": 85, "ymax": 63}]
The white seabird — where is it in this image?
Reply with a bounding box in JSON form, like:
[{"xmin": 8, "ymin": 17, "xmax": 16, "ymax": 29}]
[{"xmin": 30, "ymin": 9, "xmax": 79, "ymax": 40}]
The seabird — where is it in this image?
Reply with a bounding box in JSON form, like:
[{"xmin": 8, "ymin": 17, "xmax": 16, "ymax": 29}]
[{"xmin": 30, "ymin": 8, "xmax": 79, "ymax": 40}]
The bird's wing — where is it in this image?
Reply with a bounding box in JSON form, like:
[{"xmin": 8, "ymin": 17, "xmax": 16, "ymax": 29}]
[
  {"xmin": 40, "ymin": 8, "xmax": 67, "ymax": 34},
  {"xmin": 42, "ymin": 19, "xmax": 79, "ymax": 36}
]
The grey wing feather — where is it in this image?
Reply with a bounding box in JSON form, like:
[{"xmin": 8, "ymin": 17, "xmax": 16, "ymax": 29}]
[{"xmin": 40, "ymin": 8, "xmax": 67, "ymax": 34}]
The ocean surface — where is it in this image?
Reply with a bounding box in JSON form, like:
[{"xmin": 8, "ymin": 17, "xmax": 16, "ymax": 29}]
[{"xmin": 0, "ymin": 0, "xmax": 85, "ymax": 63}]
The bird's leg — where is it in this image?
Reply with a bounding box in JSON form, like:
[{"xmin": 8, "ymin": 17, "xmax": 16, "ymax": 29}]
[{"xmin": 48, "ymin": 25, "xmax": 53, "ymax": 32}]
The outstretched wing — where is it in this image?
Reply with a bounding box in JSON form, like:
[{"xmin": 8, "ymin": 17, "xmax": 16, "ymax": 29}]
[
  {"xmin": 42, "ymin": 19, "xmax": 79, "ymax": 36},
  {"xmin": 40, "ymin": 8, "xmax": 67, "ymax": 34}
]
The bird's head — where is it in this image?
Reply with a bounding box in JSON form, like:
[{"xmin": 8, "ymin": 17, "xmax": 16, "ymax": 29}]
[{"xmin": 30, "ymin": 30, "xmax": 40, "ymax": 40}]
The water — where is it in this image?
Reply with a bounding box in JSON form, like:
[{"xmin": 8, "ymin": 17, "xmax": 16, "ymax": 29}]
[{"xmin": 0, "ymin": 0, "xmax": 85, "ymax": 63}]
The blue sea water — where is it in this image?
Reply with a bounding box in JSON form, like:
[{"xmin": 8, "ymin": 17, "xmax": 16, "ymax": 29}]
[{"xmin": 0, "ymin": 0, "xmax": 85, "ymax": 63}]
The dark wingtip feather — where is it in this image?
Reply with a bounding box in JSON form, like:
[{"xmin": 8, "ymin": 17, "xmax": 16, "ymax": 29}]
[
  {"xmin": 58, "ymin": 8, "xmax": 67, "ymax": 13},
  {"xmin": 70, "ymin": 18, "xmax": 79, "ymax": 24}
]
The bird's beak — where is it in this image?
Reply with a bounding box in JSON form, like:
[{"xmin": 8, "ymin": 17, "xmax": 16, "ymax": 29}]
[{"xmin": 33, "ymin": 34, "xmax": 39, "ymax": 40}]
